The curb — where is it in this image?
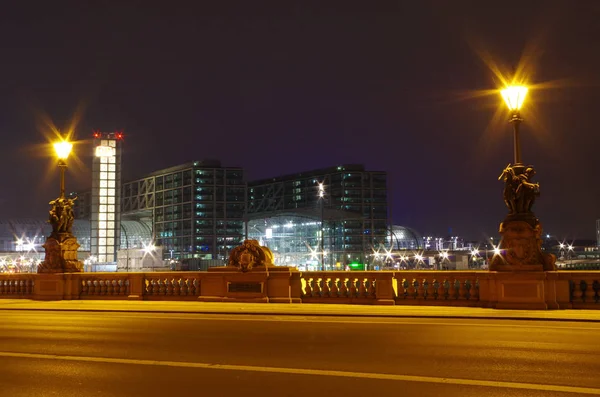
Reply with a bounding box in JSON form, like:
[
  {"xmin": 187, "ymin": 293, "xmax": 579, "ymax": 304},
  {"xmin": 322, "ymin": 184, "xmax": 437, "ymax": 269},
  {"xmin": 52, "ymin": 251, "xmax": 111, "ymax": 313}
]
[{"xmin": 1, "ymin": 307, "xmax": 600, "ymax": 323}]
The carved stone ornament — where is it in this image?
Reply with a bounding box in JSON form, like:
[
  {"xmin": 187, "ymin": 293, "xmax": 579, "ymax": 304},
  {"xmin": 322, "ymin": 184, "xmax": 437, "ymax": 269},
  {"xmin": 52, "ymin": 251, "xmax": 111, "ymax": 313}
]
[
  {"xmin": 227, "ymin": 239, "xmax": 275, "ymax": 272},
  {"xmin": 489, "ymin": 221, "xmax": 556, "ymax": 271}
]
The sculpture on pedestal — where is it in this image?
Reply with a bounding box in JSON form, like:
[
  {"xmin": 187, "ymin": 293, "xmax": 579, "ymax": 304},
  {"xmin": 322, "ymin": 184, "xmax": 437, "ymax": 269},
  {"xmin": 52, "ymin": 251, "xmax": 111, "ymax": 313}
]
[
  {"xmin": 227, "ymin": 239, "xmax": 275, "ymax": 272},
  {"xmin": 38, "ymin": 196, "xmax": 83, "ymax": 273}
]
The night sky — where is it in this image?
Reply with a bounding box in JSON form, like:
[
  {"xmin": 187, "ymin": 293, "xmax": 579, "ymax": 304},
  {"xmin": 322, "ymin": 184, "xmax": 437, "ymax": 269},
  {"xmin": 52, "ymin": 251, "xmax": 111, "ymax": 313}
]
[{"xmin": 1, "ymin": 1, "xmax": 599, "ymax": 241}]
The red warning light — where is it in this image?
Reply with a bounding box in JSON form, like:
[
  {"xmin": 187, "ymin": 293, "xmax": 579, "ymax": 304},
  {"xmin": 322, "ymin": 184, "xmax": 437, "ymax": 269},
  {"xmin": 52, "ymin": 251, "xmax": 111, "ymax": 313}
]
[
  {"xmin": 92, "ymin": 130, "xmax": 101, "ymax": 139},
  {"xmin": 115, "ymin": 132, "xmax": 124, "ymax": 140}
]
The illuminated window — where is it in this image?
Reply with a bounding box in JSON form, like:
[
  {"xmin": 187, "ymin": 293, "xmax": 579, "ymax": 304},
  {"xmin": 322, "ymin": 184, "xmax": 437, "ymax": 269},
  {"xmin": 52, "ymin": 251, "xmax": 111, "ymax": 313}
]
[
  {"xmin": 99, "ymin": 221, "xmax": 106, "ymax": 229},
  {"xmin": 107, "ymin": 230, "xmax": 114, "ymax": 237},
  {"xmin": 108, "ymin": 180, "xmax": 115, "ymax": 188},
  {"xmin": 107, "ymin": 238, "xmax": 114, "ymax": 246},
  {"xmin": 100, "ymin": 172, "xmax": 108, "ymax": 180},
  {"xmin": 100, "ymin": 188, "xmax": 107, "ymax": 196},
  {"xmin": 99, "ymin": 230, "xmax": 106, "ymax": 237},
  {"xmin": 108, "ymin": 197, "xmax": 115, "ymax": 204},
  {"xmin": 100, "ymin": 164, "xmax": 107, "ymax": 172},
  {"xmin": 100, "ymin": 180, "xmax": 107, "ymax": 188},
  {"xmin": 107, "ymin": 222, "xmax": 114, "ymax": 229},
  {"xmin": 108, "ymin": 140, "xmax": 116, "ymax": 147},
  {"xmin": 108, "ymin": 189, "xmax": 115, "ymax": 196},
  {"xmin": 109, "ymin": 164, "xmax": 115, "ymax": 172},
  {"xmin": 107, "ymin": 205, "xmax": 115, "ymax": 212},
  {"xmin": 107, "ymin": 213, "xmax": 115, "ymax": 220},
  {"xmin": 99, "ymin": 213, "xmax": 106, "ymax": 220},
  {"xmin": 106, "ymin": 254, "xmax": 114, "ymax": 262},
  {"xmin": 100, "ymin": 196, "xmax": 107, "ymax": 204},
  {"xmin": 99, "ymin": 255, "xmax": 106, "ymax": 262},
  {"xmin": 99, "ymin": 205, "xmax": 107, "ymax": 213}
]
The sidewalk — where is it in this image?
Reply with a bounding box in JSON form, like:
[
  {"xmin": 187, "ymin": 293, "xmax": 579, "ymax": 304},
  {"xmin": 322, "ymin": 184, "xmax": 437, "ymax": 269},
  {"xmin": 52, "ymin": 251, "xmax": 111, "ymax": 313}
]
[{"xmin": 1, "ymin": 299, "xmax": 600, "ymax": 322}]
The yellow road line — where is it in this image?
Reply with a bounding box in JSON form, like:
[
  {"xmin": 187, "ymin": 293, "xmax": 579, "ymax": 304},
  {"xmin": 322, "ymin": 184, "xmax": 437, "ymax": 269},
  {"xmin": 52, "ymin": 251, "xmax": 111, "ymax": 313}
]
[{"xmin": 0, "ymin": 351, "xmax": 598, "ymax": 395}]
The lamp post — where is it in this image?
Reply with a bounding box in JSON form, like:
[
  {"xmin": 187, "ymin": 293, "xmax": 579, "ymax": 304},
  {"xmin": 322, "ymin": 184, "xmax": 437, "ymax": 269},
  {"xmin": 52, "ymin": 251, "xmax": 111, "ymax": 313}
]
[
  {"xmin": 500, "ymin": 85, "xmax": 528, "ymax": 165},
  {"xmin": 39, "ymin": 137, "xmax": 83, "ymax": 273},
  {"xmin": 490, "ymin": 83, "xmax": 556, "ymax": 272},
  {"xmin": 318, "ymin": 182, "xmax": 325, "ymax": 271}
]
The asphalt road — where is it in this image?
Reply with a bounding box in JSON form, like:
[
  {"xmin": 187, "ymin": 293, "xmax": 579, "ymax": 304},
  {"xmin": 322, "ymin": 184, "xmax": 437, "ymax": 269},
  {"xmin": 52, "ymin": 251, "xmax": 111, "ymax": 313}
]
[{"xmin": 1, "ymin": 310, "xmax": 599, "ymax": 397}]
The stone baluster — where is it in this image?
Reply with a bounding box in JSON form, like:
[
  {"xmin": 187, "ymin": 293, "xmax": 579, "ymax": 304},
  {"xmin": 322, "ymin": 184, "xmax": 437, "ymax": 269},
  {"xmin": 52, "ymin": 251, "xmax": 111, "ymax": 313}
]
[
  {"xmin": 416, "ymin": 279, "xmax": 425, "ymax": 299},
  {"xmin": 458, "ymin": 280, "xmax": 467, "ymax": 300},
  {"xmin": 165, "ymin": 279, "xmax": 173, "ymax": 295},
  {"xmin": 9, "ymin": 281, "xmax": 15, "ymax": 294},
  {"xmin": 181, "ymin": 279, "xmax": 189, "ymax": 295},
  {"xmin": 312, "ymin": 277, "xmax": 322, "ymax": 297},
  {"xmin": 173, "ymin": 279, "xmax": 181, "ymax": 296},
  {"xmin": 330, "ymin": 277, "xmax": 339, "ymax": 297},
  {"xmin": 358, "ymin": 277, "xmax": 367, "ymax": 298},
  {"xmin": 349, "ymin": 277, "xmax": 358, "ymax": 297},
  {"xmin": 322, "ymin": 276, "xmax": 331, "ymax": 297},
  {"xmin": 191, "ymin": 279, "xmax": 199, "ymax": 296},
  {"xmin": 407, "ymin": 279, "xmax": 416, "ymax": 299},
  {"xmin": 367, "ymin": 277, "xmax": 376, "ymax": 298},
  {"xmin": 339, "ymin": 278, "xmax": 348, "ymax": 298},
  {"xmin": 303, "ymin": 277, "xmax": 313, "ymax": 296},
  {"xmin": 106, "ymin": 280, "xmax": 114, "ymax": 295},
  {"xmin": 593, "ymin": 280, "xmax": 600, "ymax": 303},
  {"xmin": 426, "ymin": 279, "xmax": 435, "ymax": 300},
  {"xmin": 471, "ymin": 279, "xmax": 480, "ymax": 300},
  {"xmin": 584, "ymin": 280, "xmax": 595, "ymax": 303},
  {"xmin": 158, "ymin": 279, "xmax": 166, "ymax": 295}
]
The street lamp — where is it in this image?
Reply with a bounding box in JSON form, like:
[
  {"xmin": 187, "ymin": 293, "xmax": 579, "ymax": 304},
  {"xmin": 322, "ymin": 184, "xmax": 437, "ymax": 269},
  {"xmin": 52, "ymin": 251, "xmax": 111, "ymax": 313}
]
[
  {"xmin": 501, "ymin": 85, "xmax": 528, "ymax": 165},
  {"xmin": 38, "ymin": 136, "xmax": 83, "ymax": 273},
  {"xmin": 317, "ymin": 182, "xmax": 325, "ymax": 271},
  {"xmin": 53, "ymin": 140, "xmax": 73, "ymax": 198}
]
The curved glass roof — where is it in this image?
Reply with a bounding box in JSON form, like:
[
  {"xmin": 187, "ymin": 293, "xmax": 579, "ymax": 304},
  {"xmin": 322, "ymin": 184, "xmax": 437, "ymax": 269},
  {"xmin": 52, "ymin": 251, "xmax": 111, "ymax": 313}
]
[
  {"xmin": 0, "ymin": 219, "xmax": 152, "ymax": 251},
  {"xmin": 389, "ymin": 225, "xmax": 423, "ymax": 250}
]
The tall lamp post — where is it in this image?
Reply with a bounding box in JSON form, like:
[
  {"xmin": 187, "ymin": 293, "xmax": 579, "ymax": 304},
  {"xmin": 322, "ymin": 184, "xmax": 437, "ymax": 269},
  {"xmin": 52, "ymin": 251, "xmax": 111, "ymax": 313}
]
[
  {"xmin": 318, "ymin": 182, "xmax": 325, "ymax": 271},
  {"xmin": 38, "ymin": 138, "xmax": 84, "ymax": 273},
  {"xmin": 490, "ymin": 83, "xmax": 556, "ymax": 271}
]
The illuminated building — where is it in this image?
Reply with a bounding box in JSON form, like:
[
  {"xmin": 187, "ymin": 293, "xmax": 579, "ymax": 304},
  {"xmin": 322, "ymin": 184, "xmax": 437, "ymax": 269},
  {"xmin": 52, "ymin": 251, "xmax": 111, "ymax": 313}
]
[
  {"xmin": 121, "ymin": 161, "xmax": 245, "ymax": 262},
  {"xmin": 246, "ymin": 165, "xmax": 388, "ymax": 269},
  {"xmin": 91, "ymin": 131, "xmax": 123, "ymax": 265}
]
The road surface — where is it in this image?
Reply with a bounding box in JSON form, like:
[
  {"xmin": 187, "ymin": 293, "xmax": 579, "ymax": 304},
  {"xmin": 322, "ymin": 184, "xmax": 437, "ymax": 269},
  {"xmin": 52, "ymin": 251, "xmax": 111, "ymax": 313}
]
[{"xmin": 1, "ymin": 310, "xmax": 599, "ymax": 396}]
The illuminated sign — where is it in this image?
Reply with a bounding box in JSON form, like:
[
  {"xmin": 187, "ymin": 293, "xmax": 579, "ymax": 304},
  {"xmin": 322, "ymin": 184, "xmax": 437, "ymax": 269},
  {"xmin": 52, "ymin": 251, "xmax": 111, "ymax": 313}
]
[
  {"xmin": 95, "ymin": 145, "xmax": 116, "ymax": 158},
  {"xmin": 266, "ymin": 228, "xmax": 272, "ymax": 239}
]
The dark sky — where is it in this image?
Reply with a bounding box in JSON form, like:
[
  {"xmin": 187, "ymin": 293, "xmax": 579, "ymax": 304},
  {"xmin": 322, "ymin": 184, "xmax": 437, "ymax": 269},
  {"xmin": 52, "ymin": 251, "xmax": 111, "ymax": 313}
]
[{"xmin": 1, "ymin": 1, "xmax": 599, "ymax": 240}]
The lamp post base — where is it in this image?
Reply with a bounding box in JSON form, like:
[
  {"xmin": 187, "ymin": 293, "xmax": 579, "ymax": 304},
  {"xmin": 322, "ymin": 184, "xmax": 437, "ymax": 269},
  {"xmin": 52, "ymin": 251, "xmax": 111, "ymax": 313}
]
[
  {"xmin": 38, "ymin": 233, "xmax": 83, "ymax": 273},
  {"xmin": 489, "ymin": 219, "xmax": 556, "ymax": 272}
]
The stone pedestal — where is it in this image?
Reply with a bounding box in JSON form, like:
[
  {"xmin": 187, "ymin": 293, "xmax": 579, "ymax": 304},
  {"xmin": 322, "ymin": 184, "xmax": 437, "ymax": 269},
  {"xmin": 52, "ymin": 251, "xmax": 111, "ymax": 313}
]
[
  {"xmin": 490, "ymin": 220, "xmax": 555, "ymax": 272},
  {"xmin": 34, "ymin": 274, "xmax": 66, "ymax": 300},
  {"xmin": 492, "ymin": 272, "xmax": 550, "ymax": 309},
  {"xmin": 38, "ymin": 233, "xmax": 83, "ymax": 274}
]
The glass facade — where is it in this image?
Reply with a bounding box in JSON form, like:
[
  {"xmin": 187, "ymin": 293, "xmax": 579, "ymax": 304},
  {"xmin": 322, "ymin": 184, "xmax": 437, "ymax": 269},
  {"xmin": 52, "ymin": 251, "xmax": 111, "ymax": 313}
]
[
  {"xmin": 91, "ymin": 133, "xmax": 122, "ymax": 264},
  {"xmin": 247, "ymin": 165, "xmax": 389, "ymax": 268},
  {"xmin": 122, "ymin": 161, "xmax": 245, "ymax": 261}
]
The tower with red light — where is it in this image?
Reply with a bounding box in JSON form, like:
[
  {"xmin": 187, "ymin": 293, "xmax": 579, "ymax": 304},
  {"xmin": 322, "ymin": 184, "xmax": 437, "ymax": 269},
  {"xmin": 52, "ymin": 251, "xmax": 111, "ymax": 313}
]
[{"xmin": 91, "ymin": 131, "xmax": 123, "ymax": 266}]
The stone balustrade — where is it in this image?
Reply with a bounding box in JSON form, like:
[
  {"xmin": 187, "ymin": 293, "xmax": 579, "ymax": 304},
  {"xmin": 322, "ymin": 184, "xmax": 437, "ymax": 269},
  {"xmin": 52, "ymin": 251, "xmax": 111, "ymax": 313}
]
[
  {"xmin": 0, "ymin": 270, "xmax": 598, "ymax": 310},
  {"xmin": 394, "ymin": 271, "xmax": 481, "ymax": 307},
  {"xmin": 0, "ymin": 274, "xmax": 35, "ymax": 297}
]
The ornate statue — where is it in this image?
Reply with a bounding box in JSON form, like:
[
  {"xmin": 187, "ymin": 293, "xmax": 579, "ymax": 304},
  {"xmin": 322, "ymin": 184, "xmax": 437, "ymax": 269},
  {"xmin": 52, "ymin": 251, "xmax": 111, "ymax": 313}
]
[
  {"xmin": 39, "ymin": 195, "xmax": 82, "ymax": 273},
  {"xmin": 48, "ymin": 197, "xmax": 76, "ymax": 235},
  {"xmin": 498, "ymin": 164, "xmax": 539, "ymax": 216},
  {"xmin": 227, "ymin": 239, "xmax": 275, "ymax": 272}
]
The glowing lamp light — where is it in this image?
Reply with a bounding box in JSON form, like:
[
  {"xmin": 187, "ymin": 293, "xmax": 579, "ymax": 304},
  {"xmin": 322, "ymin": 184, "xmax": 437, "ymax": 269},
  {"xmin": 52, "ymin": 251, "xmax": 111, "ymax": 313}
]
[
  {"xmin": 501, "ymin": 85, "xmax": 528, "ymax": 112},
  {"xmin": 53, "ymin": 141, "xmax": 73, "ymax": 160},
  {"xmin": 493, "ymin": 247, "xmax": 501, "ymax": 256},
  {"xmin": 471, "ymin": 249, "xmax": 479, "ymax": 256}
]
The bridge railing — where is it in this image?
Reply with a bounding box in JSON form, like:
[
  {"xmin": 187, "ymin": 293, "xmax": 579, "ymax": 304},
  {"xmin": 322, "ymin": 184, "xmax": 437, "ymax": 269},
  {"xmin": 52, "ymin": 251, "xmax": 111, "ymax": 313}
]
[
  {"xmin": 393, "ymin": 271, "xmax": 482, "ymax": 307},
  {"xmin": 0, "ymin": 269, "xmax": 598, "ymax": 310},
  {"xmin": 0, "ymin": 274, "xmax": 36, "ymax": 297}
]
